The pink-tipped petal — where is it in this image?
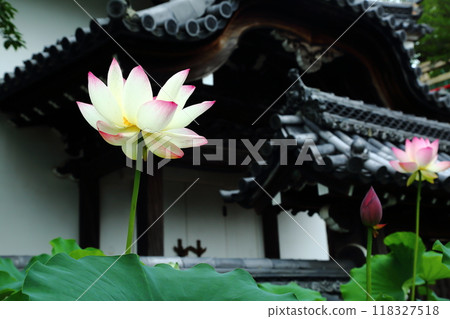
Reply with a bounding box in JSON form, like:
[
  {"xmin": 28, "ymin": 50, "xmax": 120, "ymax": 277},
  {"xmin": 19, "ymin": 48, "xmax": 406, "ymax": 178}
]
[
  {"xmin": 123, "ymin": 66, "xmax": 153, "ymax": 124},
  {"xmin": 175, "ymin": 85, "xmax": 196, "ymax": 110},
  {"xmin": 428, "ymin": 160, "xmax": 450, "ymax": 172},
  {"xmin": 137, "ymin": 100, "xmax": 178, "ymax": 132},
  {"xmin": 398, "ymin": 161, "xmax": 418, "ymax": 173},
  {"xmin": 157, "ymin": 69, "xmax": 190, "ymax": 102},
  {"xmin": 162, "ymin": 128, "xmax": 208, "ymax": 148},
  {"xmin": 97, "ymin": 121, "xmax": 139, "ymax": 146},
  {"xmin": 165, "ymin": 100, "xmax": 215, "ymax": 130},
  {"xmin": 96, "ymin": 120, "xmax": 120, "ymax": 134},
  {"xmin": 88, "ymin": 72, "xmax": 124, "ymax": 127},
  {"xmin": 416, "ymin": 147, "xmax": 434, "ymax": 167},
  {"xmin": 98, "ymin": 130, "xmax": 125, "ymax": 146},
  {"xmin": 77, "ymin": 102, "xmax": 110, "ymax": 129},
  {"xmin": 411, "ymin": 137, "xmax": 427, "ymax": 160},
  {"xmin": 405, "ymin": 139, "xmax": 413, "ymax": 159},
  {"xmin": 144, "ymin": 132, "xmax": 184, "ymax": 159},
  {"xmin": 107, "ymin": 58, "xmax": 124, "ymax": 104},
  {"xmin": 430, "ymin": 139, "xmax": 439, "ymax": 158},
  {"xmin": 392, "ymin": 147, "xmax": 410, "ymax": 162},
  {"xmin": 389, "ymin": 160, "xmax": 407, "ymax": 173}
]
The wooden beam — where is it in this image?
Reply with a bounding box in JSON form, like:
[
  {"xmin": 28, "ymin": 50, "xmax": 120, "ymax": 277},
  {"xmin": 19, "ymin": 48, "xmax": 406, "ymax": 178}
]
[
  {"xmin": 136, "ymin": 168, "xmax": 164, "ymax": 255},
  {"xmin": 261, "ymin": 205, "xmax": 280, "ymax": 258},
  {"xmin": 78, "ymin": 175, "xmax": 100, "ymax": 248}
]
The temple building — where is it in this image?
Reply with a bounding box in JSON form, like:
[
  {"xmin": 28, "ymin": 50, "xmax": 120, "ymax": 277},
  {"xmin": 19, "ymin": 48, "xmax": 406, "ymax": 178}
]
[{"xmin": 0, "ymin": 0, "xmax": 449, "ymax": 298}]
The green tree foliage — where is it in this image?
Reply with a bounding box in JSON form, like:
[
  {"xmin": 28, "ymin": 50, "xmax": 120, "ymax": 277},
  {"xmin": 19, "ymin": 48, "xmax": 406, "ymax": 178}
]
[
  {"xmin": 0, "ymin": 0, "xmax": 25, "ymax": 50},
  {"xmin": 416, "ymin": 0, "xmax": 450, "ymax": 62}
]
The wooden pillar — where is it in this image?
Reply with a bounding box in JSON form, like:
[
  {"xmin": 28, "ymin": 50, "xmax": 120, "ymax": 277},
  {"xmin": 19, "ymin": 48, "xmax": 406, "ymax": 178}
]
[
  {"xmin": 261, "ymin": 206, "xmax": 280, "ymax": 258},
  {"xmin": 79, "ymin": 175, "xmax": 100, "ymax": 248},
  {"xmin": 137, "ymin": 168, "xmax": 164, "ymax": 255}
]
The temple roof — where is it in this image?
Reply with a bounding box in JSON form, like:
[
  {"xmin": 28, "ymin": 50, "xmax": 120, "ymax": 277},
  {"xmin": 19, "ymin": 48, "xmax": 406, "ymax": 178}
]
[
  {"xmin": 221, "ymin": 73, "xmax": 450, "ymax": 244},
  {"xmin": 221, "ymin": 71, "xmax": 450, "ymax": 203},
  {"xmin": 1, "ymin": 0, "xmax": 449, "ymax": 128},
  {"xmin": 0, "ymin": 0, "xmax": 449, "ymax": 195}
]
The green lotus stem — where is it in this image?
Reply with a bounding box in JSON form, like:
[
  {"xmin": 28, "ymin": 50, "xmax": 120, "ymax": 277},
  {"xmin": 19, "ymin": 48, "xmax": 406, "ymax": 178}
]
[
  {"xmin": 126, "ymin": 169, "xmax": 141, "ymax": 254},
  {"xmin": 411, "ymin": 170, "xmax": 422, "ymax": 301},
  {"xmin": 366, "ymin": 227, "xmax": 373, "ymax": 301}
]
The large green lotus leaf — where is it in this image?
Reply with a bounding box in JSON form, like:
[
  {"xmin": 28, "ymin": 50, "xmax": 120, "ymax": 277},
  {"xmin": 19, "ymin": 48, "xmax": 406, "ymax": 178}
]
[
  {"xmin": 69, "ymin": 248, "xmax": 105, "ymax": 260},
  {"xmin": 341, "ymin": 232, "xmax": 422, "ymax": 301},
  {"xmin": 0, "ymin": 258, "xmax": 25, "ymax": 300},
  {"xmin": 142, "ymin": 263, "xmax": 297, "ymax": 301},
  {"xmin": 433, "ymin": 240, "xmax": 450, "ymax": 270},
  {"xmin": 341, "ymin": 254, "xmax": 407, "ymax": 301},
  {"xmin": 23, "ymin": 254, "xmax": 152, "ymax": 301},
  {"xmin": 4, "ymin": 290, "xmax": 29, "ymax": 301},
  {"xmin": 419, "ymin": 251, "xmax": 450, "ymax": 283},
  {"xmin": 373, "ymin": 293, "xmax": 395, "ymax": 301},
  {"xmin": 25, "ymin": 239, "xmax": 105, "ymax": 272},
  {"xmin": 24, "ymin": 254, "xmax": 51, "ymax": 272},
  {"xmin": 50, "ymin": 237, "xmax": 82, "ymax": 255},
  {"xmin": 258, "ymin": 282, "xmax": 325, "ymax": 301},
  {"xmin": 417, "ymin": 286, "xmax": 449, "ymax": 301},
  {"xmin": 23, "ymin": 254, "xmax": 297, "ymax": 301},
  {"xmin": 384, "ymin": 232, "xmax": 425, "ymax": 269},
  {"xmin": 50, "ymin": 237, "xmax": 105, "ymax": 259}
]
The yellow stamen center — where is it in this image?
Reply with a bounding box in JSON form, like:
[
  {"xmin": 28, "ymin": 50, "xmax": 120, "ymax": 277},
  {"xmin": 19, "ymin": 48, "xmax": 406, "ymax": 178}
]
[{"xmin": 123, "ymin": 116, "xmax": 132, "ymax": 127}]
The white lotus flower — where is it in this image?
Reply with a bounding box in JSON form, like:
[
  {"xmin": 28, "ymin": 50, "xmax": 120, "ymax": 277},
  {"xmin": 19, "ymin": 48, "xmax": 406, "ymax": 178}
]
[{"xmin": 76, "ymin": 58, "xmax": 214, "ymax": 159}]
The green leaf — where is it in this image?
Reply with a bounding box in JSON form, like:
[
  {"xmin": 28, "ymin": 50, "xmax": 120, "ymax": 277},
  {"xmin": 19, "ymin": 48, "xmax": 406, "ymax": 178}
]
[
  {"xmin": 22, "ymin": 254, "xmax": 297, "ymax": 301},
  {"xmin": 417, "ymin": 0, "xmax": 450, "ymax": 62},
  {"xmin": 143, "ymin": 263, "xmax": 297, "ymax": 301},
  {"xmin": 48, "ymin": 238, "xmax": 104, "ymax": 260},
  {"xmin": 341, "ymin": 232, "xmax": 422, "ymax": 301},
  {"xmin": 24, "ymin": 254, "xmax": 51, "ymax": 272},
  {"xmin": 4, "ymin": 290, "xmax": 29, "ymax": 301},
  {"xmin": 258, "ymin": 282, "xmax": 325, "ymax": 301},
  {"xmin": 50, "ymin": 237, "xmax": 82, "ymax": 255},
  {"xmin": 374, "ymin": 293, "xmax": 395, "ymax": 301},
  {"xmin": 341, "ymin": 254, "xmax": 407, "ymax": 301},
  {"xmin": 419, "ymin": 251, "xmax": 450, "ymax": 283},
  {"xmin": 69, "ymin": 248, "xmax": 105, "ymax": 260},
  {"xmin": 417, "ymin": 285, "xmax": 450, "ymax": 301},
  {"xmin": 433, "ymin": 240, "xmax": 450, "ymax": 270},
  {"xmin": 23, "ymin": 254, "xmax": 152, "ymax": 301},
  {"xmin": 0, "ymin": 258, "xmax": 24, "ymax": 300},
  {"xmin": 167, "ymin": 262, "xmax": 180, "ymax": 270}
]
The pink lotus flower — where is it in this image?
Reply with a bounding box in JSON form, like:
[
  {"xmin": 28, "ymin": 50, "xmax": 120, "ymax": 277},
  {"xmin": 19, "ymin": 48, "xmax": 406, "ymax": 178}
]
[
  {"xmin": 76, "ymin": 59, "xmax": 215, "ymax": 159},
  {"xmin": 389, "ymin": 137, "xmax": 450, "ymax": 185}
]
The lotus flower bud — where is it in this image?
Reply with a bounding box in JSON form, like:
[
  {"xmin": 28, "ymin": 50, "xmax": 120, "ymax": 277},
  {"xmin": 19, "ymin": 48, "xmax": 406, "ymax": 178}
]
[{"xmin": 360, "ymin": 187, "xmax": 382, "ymax": 227}]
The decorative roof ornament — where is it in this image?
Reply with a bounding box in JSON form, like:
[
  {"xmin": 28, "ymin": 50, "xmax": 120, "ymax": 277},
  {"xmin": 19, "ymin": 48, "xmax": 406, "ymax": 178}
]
[{"xmin": 272, "ymin": 30, "xmax": 343, "ymax": 74}]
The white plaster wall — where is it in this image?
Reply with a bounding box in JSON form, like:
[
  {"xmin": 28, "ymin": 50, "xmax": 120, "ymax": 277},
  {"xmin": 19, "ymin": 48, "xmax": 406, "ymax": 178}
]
[
  {"xmin": 99, "ymin": 168, "xmax": 134, "ymax": 255},
  {"xmin": 0, "ymin": 117, "xmax": 78, "ymax": 255},
  {"xmin": 0, "ymin": 0, "xmax": 111, "ymax": 255},
  {"xmin": 278, "ymin": 211, "xmax": 330, "ymax": 260}
]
